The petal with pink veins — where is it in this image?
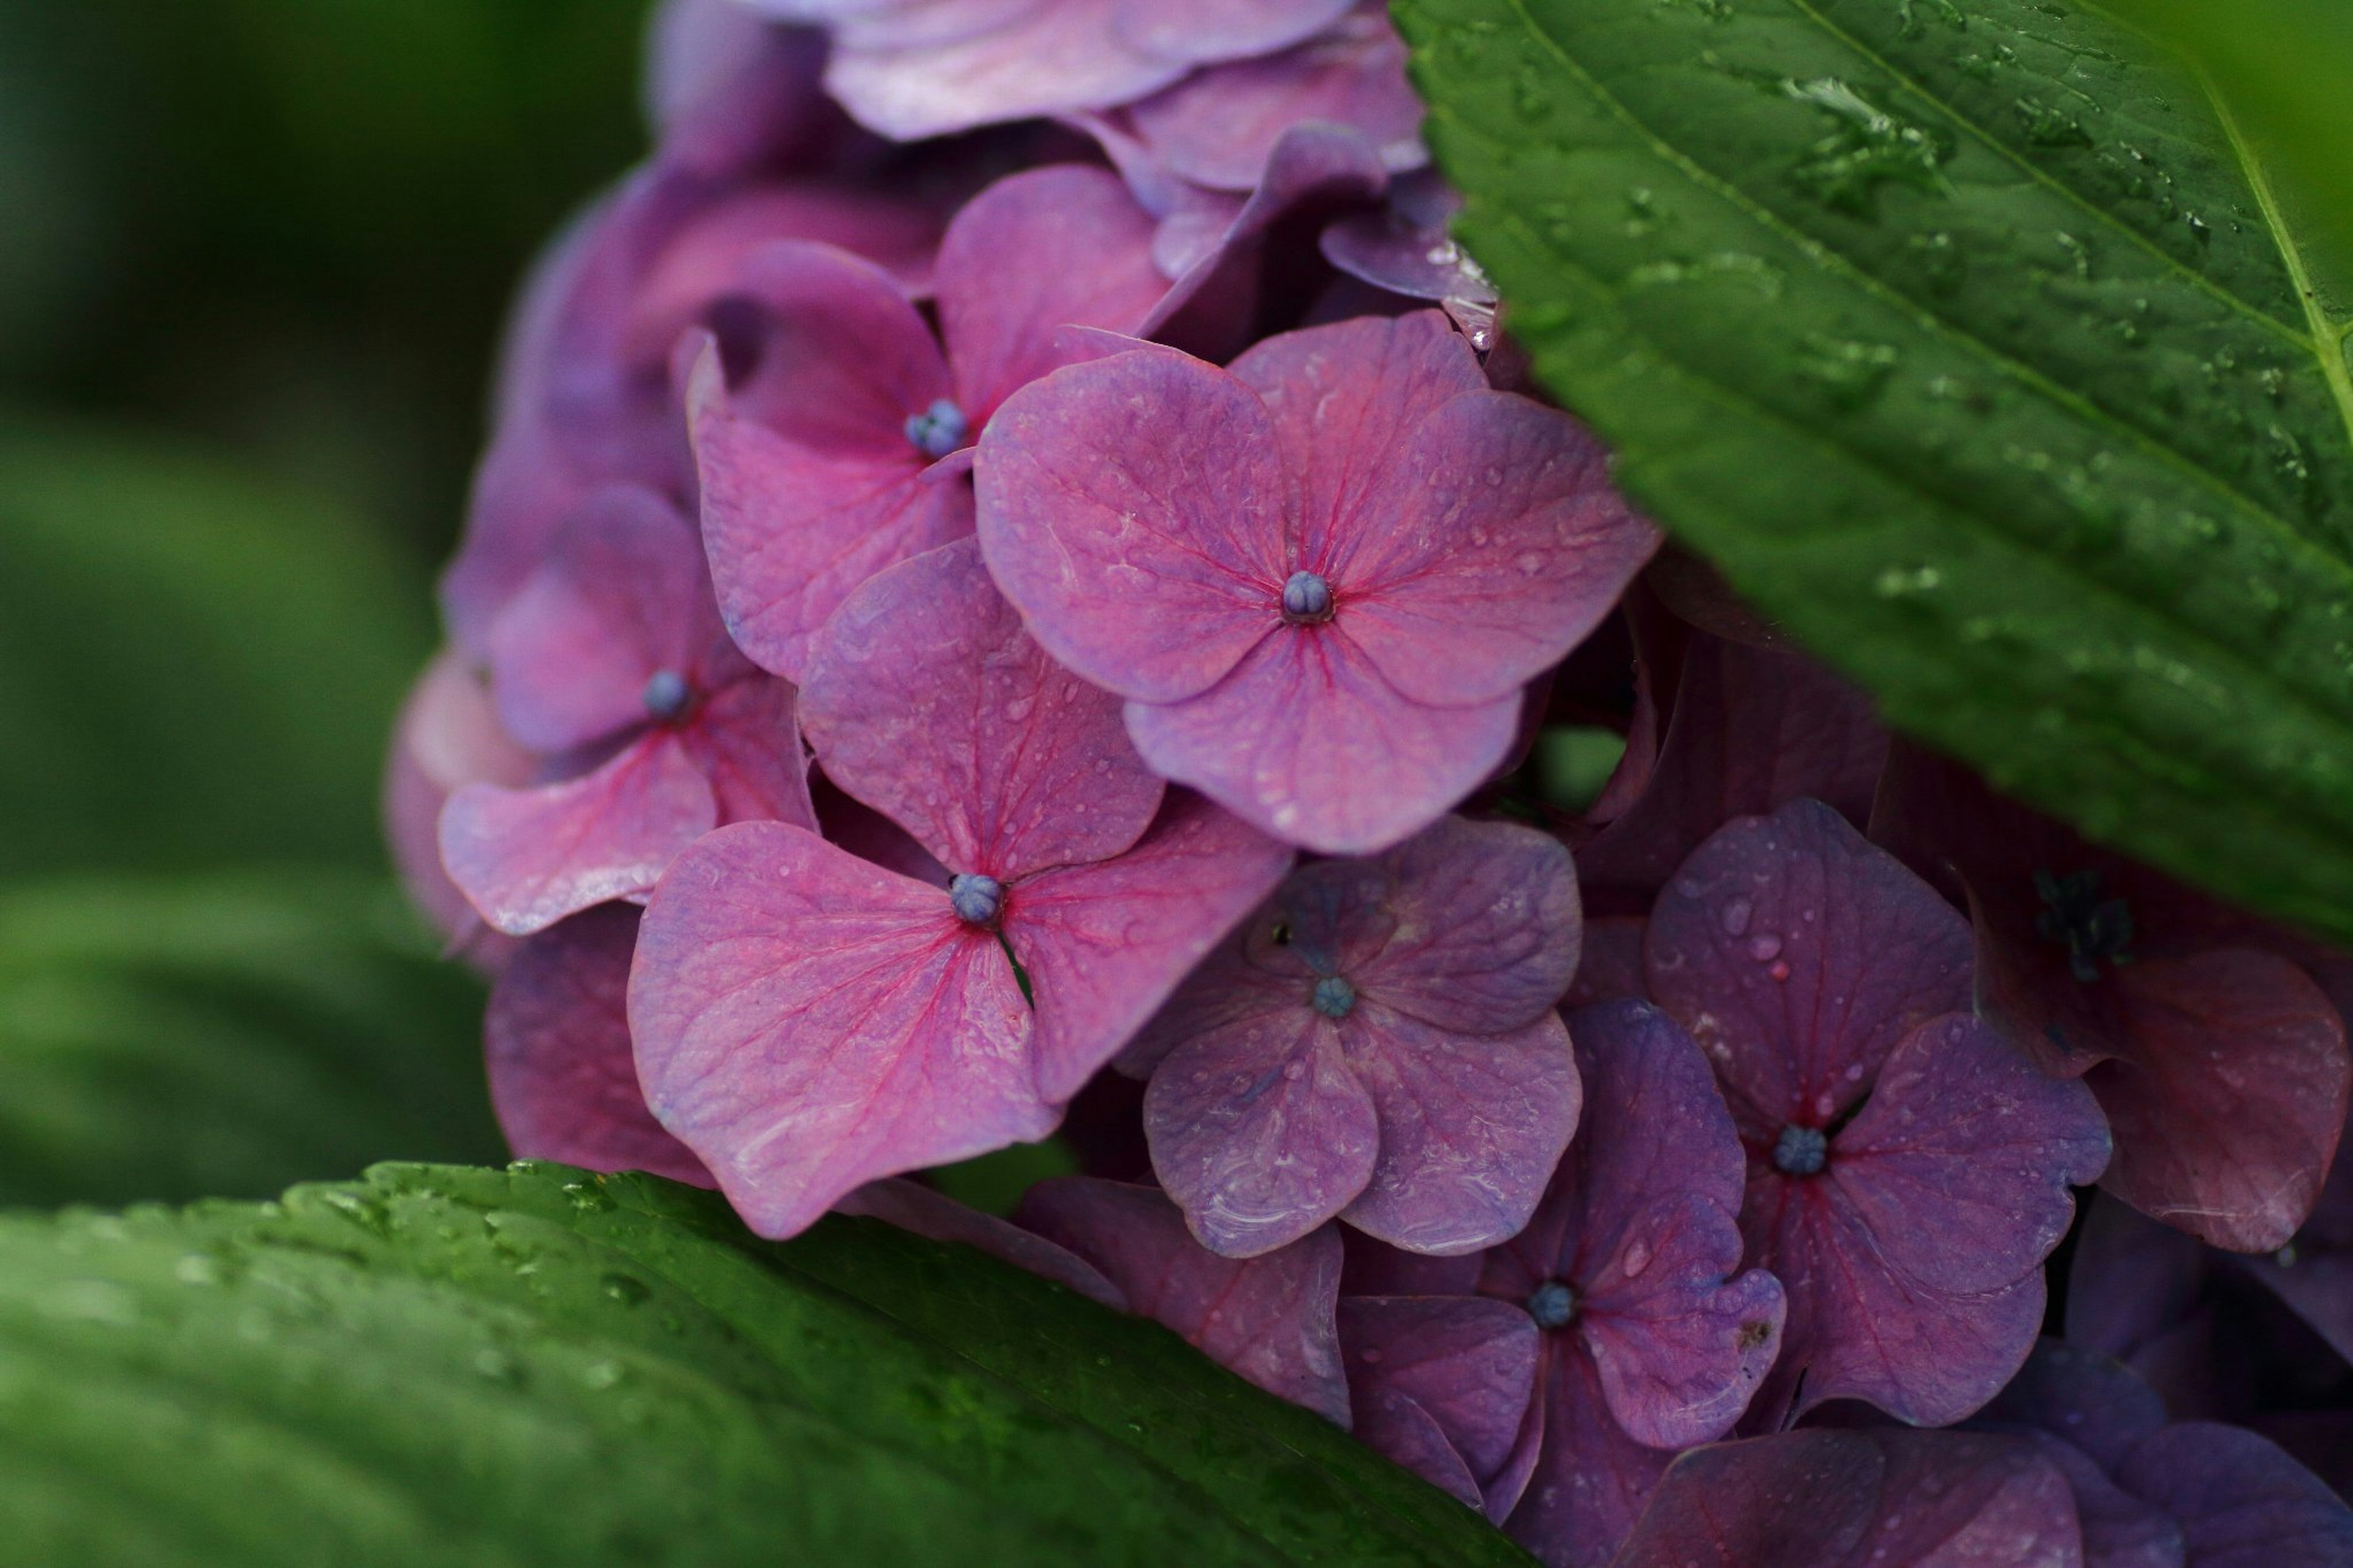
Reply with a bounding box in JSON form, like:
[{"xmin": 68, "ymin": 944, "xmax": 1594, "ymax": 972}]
[
  {"xmin": 1007, "ymin": 792, "xmax": 1292, "ymax": 1102},
  {"xmin": 678, "ymin": 677, "xmax": 815, "ymax": 828},
  {"xmin": 800, "ymin": 537, "xmax": 1164, "ymax": 880},
  {"xmin": 485, "ymin": 903, "xmax": 714, "ymax": 1187},
  {"xmin": 442, "ymin": 731, "xmax": 718, "ymax": 937},
  {"xmin": 1016, "ymin": 1176, "xmax": 1350, "ymax": 1424},
  {"xmin": 1124, "ymin": 627, "xmax": 1522, "ymax": 856},
  {"xmin": 1352, "ymin": 816, "xmax": 1581, "ymax": 1037},
  {"xmin": 1645, "ymin": 798, "xmax": 1972, "ymax": 1137},
  {"xmin": 935, "ymin": 164, "xmax": 1167, "ymax": 424},
  {"xmin": 977, "ymin": 345, "xmax": 1287, "ymax": 704},
  {"xmin": 629, "ymin": 821, "xmax": 1053, "ymax": 1238}
]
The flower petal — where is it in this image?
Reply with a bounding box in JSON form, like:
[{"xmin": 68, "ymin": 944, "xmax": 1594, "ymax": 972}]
[
  {"xmin": 1338, "ymin": 1004, "xmax": 1579, "ymax": 1257},
  {"xmin": 835, "ymin": 1178, "xmax": 1124, "ymax": 1309},
  {"xmin": 1979, "ymin": 1339, "xmax": 2170, "ymax": 1477},
  {"xmin": 441, "ymin": 732, "xmax": 718, "ymax": 937},
  {"xmin": 1143, "ymin": 1006, "xmax": 1378, "ymax": 1257},
  {"xmin": 1334, "ymin": 390, "xmax": 1658, "ymax": 709},
  {"xmin": 977, "ymin": 344, "xmax": 1286, "ymax": 703},
  {"xmin": 2116, "ymin": 1423, "xmax": 2353, "ymax": 1566},
  {"xmin": 1645, "ymin": 798, "xmax": 1972, "ymax": 1137},
  {"xmin": 2081, "ymin": 951, "xmax": 2347, "ymax": 1254},
  {"xmin": 1336, "ymin": 1295, "xmax": 1539, "ymax": 1520},
  {"xmin": 485, "ymin": 486, "xmax": 711, "ymax": 754},
  {"xmin": 936, "ymin": 164, "xmax": 1167, "ymax": 424},
  {"xmin": 1356, "ymin": 816, "xmax": 1582, "ymax": 1037},
  {"xmin": 801, "ymin": 537, "xmax": 1165, "ymax": 881},
  {"xmin": 678, "ymin": 676, "xmax": 816, "ymax": 829},
  {"xmin": 1111, "ymin": 0, "xmax": 1354, "ymax": 65},
  {"xmin": 1016, "ymin": 1176, "xmax": 1350, "ymax": 1425},
  {"xmin": 484, "ymin": 904, "xmax": 714, "ymax": 1187},
  {"xmin": 1503, "ymin": 1344, "xmax": 1677, "ymax": 1568},
  {"xmin": 1831, "ymin": 1014, "xmax": 2107, "ymax": 1296},
  {"xmin": 629, "ymin": 821, "xmax": 1053, "ymax": 1239},
  {"xmin": 1008, "ymin": 792, "xmax": 1292, "ymax": 1102},
  {"xmin": 1124, "ymin": 626, "xmax": 1522, "ymax": 856}
]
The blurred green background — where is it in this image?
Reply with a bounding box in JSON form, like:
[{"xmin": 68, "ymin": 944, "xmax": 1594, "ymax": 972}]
[{"xmin": 0, "ymin": 0, "xmax": 653, "ymax": 1210}]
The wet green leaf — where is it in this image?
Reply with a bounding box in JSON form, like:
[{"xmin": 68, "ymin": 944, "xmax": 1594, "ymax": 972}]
[
  {"xmin": 0, "ymin": 1161, "xmax": 1530, "ymax": 1566},
  {"xmin": 1401, "ymin": 0, "xmax": 2353, "ymax": 939},
  {"xmin": 0, "ymin": 875, "xmax": 499, "ymax": 1209}
]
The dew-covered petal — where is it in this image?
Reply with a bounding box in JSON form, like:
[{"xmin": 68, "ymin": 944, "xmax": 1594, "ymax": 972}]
[
  {"xmin": 1353, "ymin": 816, "xmax": 1582, "ymax": 1037},
  {"xmin": 935, "ymin": 164, "xmax": 1165, "ymax": 425},
  {"xmin": 1338, "ymin": 1004, "xmax": 1579, "ymax": 1257},
  {"xmin": 976, "ymin": 344, "xmax": 1286, "ymax": 704},
  {"xmin": 1576, "ymin": 1192, "xmax": 1784, "ymax": 1450},
  {"xmin": 1751, "ymin": 1169, "xmax": 2048, "ymax": 1427},
  {"xmin": 1646, "ymin": 798, "xmax": 1972, "ymax": 1138},
  {"xmin": 442, "ymin": 732, "xmax": 718, "ymax": 937},
  {"xmin": 2077, "ymin": 951, "xmax": 2347, "ymax": 1254},
  {"xmin": 1338, "ymin": 1295, "xmax": 1539, "ymax": 1520},
  {"xmin": 629, "ymin": 821, "xmax": 1053, "ymax": 1239},
  {"xmin": 1112, "ymin": 0, "xmax": 1353, "ymax": 65},
  {"xmin": 1607, "ymin": 1429, "xmax": 2085, "ymax": 1568},
  {"xmin": 1503, "ymin": 1343, "xmax": 1677, "ymax": 1568},
  {"xmin": 1143, "ymin": 1007, "xmax": 1379, "ymax": 1258},
  {"xmin": 1580, "ymin": 626, "xmax": 1889, "ymax": 909},
  {"xmin": 1016, "ymin": 1176, "xmax": 1349, "ymax": 1425},
  {"xmin": 2117, "ymin": 1423, "xmax": 2353, "ymax": 1567},
  {"xmin": 1124, "ymin": 626, "xmax": 1523, "ymax": 857},
  {"xmin": 1009, "ymin": 792, "xmax": 1293, "ymax": 1103},
  {"xmin": 678, "ymin": 676, "xmax": 816, "ymax": 830},
  {"xmin": 1830, "ymin": 1014, "xmax": 2107, "ymax": 1296},
  {"xmin": 800, "ymin": 538, "xmax": 1164, "ymax": 881},
  {"xmin": 835, "ymin": 1178, "xmax": 1124, "ymax": 1309},
  {"xmin": 1331, "ymin": 391, "xmax": 1658, "ymax": 710},
  {"xmin": 1981, "ymin": 1340, "xmax": 2172, "ymax": 1477},
  {"xmin": 484, "ymin": 904, "xmax": 714, "ymax": 1187},
  {"xmin": 484, "ymin": 487, "xmax": 711, "ymax": 754},
  {"xmin": 1125, "ymin": 4, "xmax": 1420, "ymax": 192},
  {"xmin": 1227, "ymin": 311, "xmax": 1485, "ymax": 581}
]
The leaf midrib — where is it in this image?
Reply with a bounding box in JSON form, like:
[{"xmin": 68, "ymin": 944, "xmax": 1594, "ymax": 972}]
[{"xmin": 1490, "ymin": 0, "xmax": 2348, "ymax": 576}]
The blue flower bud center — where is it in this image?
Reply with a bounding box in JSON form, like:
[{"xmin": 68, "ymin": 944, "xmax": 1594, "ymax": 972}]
[
  {"xmin": 1281, "ymin": 570, "xmax": 1334, "ymax": 624},
  {"xmin": 1311, "ymin": 975, "xmax": 1357, "ymax": 1019},
  {"xmin": 904, "ymin": 398, "xmax": 969, "ymax": 460},
  {"xmin": 949, "ymin": 873, "xmax": 1004, "ymax": 927},
  {"xmin": 1774, "ymin": 1124, "xmax": 1829, "ymax": 1177},
  {"xmin": 1526, "ymin": 1280, "xmax": 1577, "ymax": 1330},
  {"xmin": 642, "ymin": 668, "xmax": 692, "ymax": 722}
]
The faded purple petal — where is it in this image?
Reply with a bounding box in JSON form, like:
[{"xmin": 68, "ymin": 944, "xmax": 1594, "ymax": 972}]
[
  {"xmin": 1338, "ymin": 1295, "xmax": 1539, "ymax": 1518},
  {"xmin": 2063, "ymin": 1196, "xmax": 2222, "ymax": 1418},
  {"xmin": 799, "ymin": 538, "xmax": 1163, "ymax": 881},
  {"xmin": 629, "ymin": 821, "xmax": 1055, "ymax": 1238},
  {"xmin": 484, "ymin": 903, "xmax": 716, "ymax": 1187},
  {"xmin": 1112, "ymin": 0, "xmax": 1353, "ymax": 64},
  {"xmin": 1145, "ymin": 1002, "xmax": 1380, "ymax": 1257},
  {"xmin": 680, "ymin": 678, "xmax": 816, "ymax": 828},
  {"xmin": 1504, "ymin": 1344, "xmax": 1677, "ymax": 1568},
  {"xmin": 2021, "ymin": 1433, "xmax": 2185, "ymax": 1568},
  {"xmin": 1564, "ymin": 915, "xmax": 1648, "ymax": 1007},
  {"xmin": 935, "ymin": 164, "xmax": 1166, "ymax": 423},
  {"xmin": 977, "ymin": 343, "xmax": 1287, "ymax": 705},
  {"xmin": 485, "ymin": 487, "xmax": 710, "ymax": 755},
  {"xmin": 1352, "ymin": 815, "xmax": 1581, "ymax": 1037},
  {"xmin": 1126, "ymin": 6, "xmax": 1422, "ymax": 192},
  {"xmin": 1609, "ymin": 1429, "xmax": 2086, "ymax": 1568},
  {"xmin": 1830, "ymin": 1015, "xmax": 2108, "ymax": 1297},
  {"xmin": 441, "ymin": 733, "xmax": 718, "ymax": 937},
  {"xmin": 1017, "ymin": 1176, "xmax": 1350, "ymax": 1424},
  {"xmin": 384, "ymin": 650, "xmax": 535, "ymax": 957},
  {"xmin": 1009, "ymin": 792, "xmax": 1292, "ymax": 1103},
  {"xmin": 1645, "ymin": 798, "xmax": 1972, "ymax": 1138},
  {"xmin": 835, "ymin": 1178, "xmax": 1124, "ymax": 1308},
  {"xmin": 2117, "ymin": 1424, "xmax": 2353, "ymax": 1567},
  {"xmin": 1982, "ymin": 1340, "xmax": 2170, "ymax": 1475},
  {"xmin": 1123, "ymin": 626, "xmax": 1523, "ymax": 855}
]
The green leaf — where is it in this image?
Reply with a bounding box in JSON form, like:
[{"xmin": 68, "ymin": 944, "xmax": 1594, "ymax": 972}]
[
  {"xmin": 1398, "ymin": 0, "xmax": 2353, "ymax": 940},
  {"xmin": 0, "ymin": 1161, "xmax": 1531, "ymax": 1566},
  {"xmin": 0, "ymin": 875, "xmax": 501, "ymax": 1210},
  {"xmin": 0, "ymin": 419, "xmax": 431, "ymax": 877}
]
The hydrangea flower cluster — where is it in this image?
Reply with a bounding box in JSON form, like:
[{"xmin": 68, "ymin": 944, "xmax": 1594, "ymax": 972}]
[{"xmin": 387, "ymin": 1, "xmax": 2353, "ymax": 1557}]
